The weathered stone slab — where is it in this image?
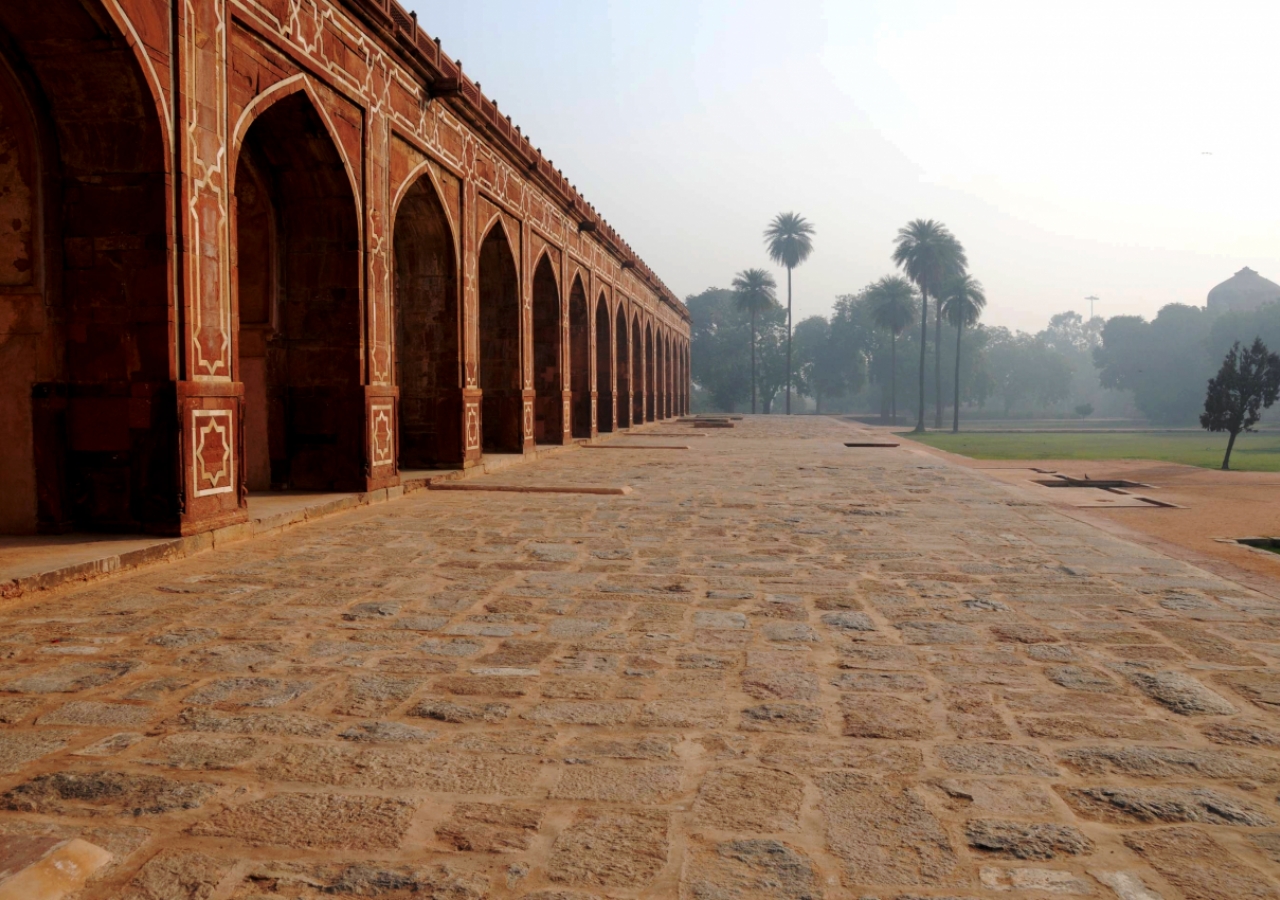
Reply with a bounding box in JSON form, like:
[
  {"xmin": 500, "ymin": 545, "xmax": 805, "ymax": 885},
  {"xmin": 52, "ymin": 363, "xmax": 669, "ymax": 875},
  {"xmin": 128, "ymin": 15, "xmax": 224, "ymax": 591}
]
[
  {"xmin": 548, "ymin": 809, "xmax": 670, "ymax": 889},
  {"xmin": 192, "ymin": 792, "xmax": 415, "ymax": 850},
  {"xmin": 1, "ymin": 771, "xmax": 217, "ymax": 816},
  {"xmin": 679, "ymin": 839, "xmax": 822, "ymax": 900},
  {"xmin": 816, "ymin": 772, "xmax": 958, "ymax": 887},
  {"xmin": 1059, "ymin": 785, "xmax": 1274, "ymax": 826},
  {"xmin": 692, "ymin": 767, "xmax": 804, "ymax": 833},
  {"xmin": 550, "ymin": 764, "xmax": 681, "ymax": 804},
  {"xmin": 435, "ymin": 802, "xmax": 542, "ymax": 852},
  {"xmin": 1125, "ymin": 825, "xmax": 1280, "ymax": 900}
]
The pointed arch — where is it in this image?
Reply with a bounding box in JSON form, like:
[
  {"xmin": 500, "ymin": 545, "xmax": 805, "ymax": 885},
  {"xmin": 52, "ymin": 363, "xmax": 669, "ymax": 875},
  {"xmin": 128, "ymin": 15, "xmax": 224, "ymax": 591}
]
[
  {"xmin": 233, "ymin": 89, "xmax": 363, "ymax": 492},
  {"xmin": 532, "ymin": 253, "xmax": 563, "ymax": 443},
  {"xmin": 230, "ymin": 75, "xmax": 362, "ymax": 241},
  {"xmin": 645, "ymin": 321, "xmax": 656, "ymax": 422},
  {"xmin": 568, "ymin": 274, "xmax": 591, "ymax": 438},
  {"xmin": 478, "ymin": 219, "xmax": 522, "ymax": 452},
  {"xmin": 392, "ymin": 159, "xmax": 460, "ymax": 259},
  {"xmin": 632, "ymin": 313, "xmax": 645, "ymax": 426},
  {"xmin": 3, "ymin": 0, "xmax": 174, "ymax": 531},
  {"xmin": 660, "ymin": 327, "xmax": 670, "ymax": 419},
  {"xmin": 596, "ymin": 293, "xmax": 614, "ymax": 433},
  {"xmin": 615, "ymin": 303, "xmax": 631, "ymax": 429},
  {"xmin": 392, "ymin": 168, "xmax": 461, "ymax": 467}
]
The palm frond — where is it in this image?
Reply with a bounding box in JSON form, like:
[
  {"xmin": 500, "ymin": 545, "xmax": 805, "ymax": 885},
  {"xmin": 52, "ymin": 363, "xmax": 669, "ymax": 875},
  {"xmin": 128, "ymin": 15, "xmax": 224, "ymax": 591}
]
[
  {"xmin": 732, "ymin": 267, "xmax": 778, "ymax": 315},
  {"xmin": 940, "ymin": 273, "xmax": 987, "ymax": 329},
  {"xmin": 764, "ymin": 212, "xmax": 815, "ymax": 270}
]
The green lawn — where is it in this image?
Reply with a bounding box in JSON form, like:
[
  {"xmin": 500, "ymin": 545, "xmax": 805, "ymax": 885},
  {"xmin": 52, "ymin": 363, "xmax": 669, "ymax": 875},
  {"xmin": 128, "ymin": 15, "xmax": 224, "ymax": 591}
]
[{"xmin": 899, "ymin": 430, "xmax": 1280, "ymax": 472}]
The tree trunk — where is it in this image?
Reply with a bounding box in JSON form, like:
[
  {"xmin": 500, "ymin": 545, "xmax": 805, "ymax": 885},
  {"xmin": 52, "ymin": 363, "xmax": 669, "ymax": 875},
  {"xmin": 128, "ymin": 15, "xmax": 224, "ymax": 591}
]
[
  {"xmin": 890, "ymin": 331, "xmax": 897, "ymax": 424},
  {"xmin": 934, "ymin": 297, "xmax": 943, "ymax": 429},
  {"xmin": 915, "ymin": 290, "xmax": 928, "ymax": 432},
  {"xmin": 750, "ymin": 309, "xmax": 757, "ymax": 415},
  {"xmin": 785, "ymin": 267, "xmax": 793, "ymax": 415},
  {"xmin": 1222, "ymin": 429, "xmax": 1239, "ymax": 470},
  {"xmin": 952, "ymin": 321, "xmax": 963, "ymax": 433}
]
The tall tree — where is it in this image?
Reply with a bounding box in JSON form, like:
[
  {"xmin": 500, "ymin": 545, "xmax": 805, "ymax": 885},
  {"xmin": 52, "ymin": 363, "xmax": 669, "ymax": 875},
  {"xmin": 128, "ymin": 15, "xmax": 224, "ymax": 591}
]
[
  {"xmin": 941, "ymin": 273, "xmax": 987, "ymax": 433},
  {"xmin": 793, "ymin": 315, "xmax": 848, "ymax": 412},
  {"xmin": 731, "ymin": 268, "xmax": 778, "ymax": 414},
  {"xmin": 866, "ymin": 276, "xmax": 917, "ymax": 424},
  {"xmin": 891, "ymin": 219, "xmax": 966, "ymax": 432},
  {"xmin": 1200, "ymin": 337, "xmax": 1280, "ymax": 470},
  {"xmin": 764, "ymin": 212, "xmax": 815, "ymax": 415}
]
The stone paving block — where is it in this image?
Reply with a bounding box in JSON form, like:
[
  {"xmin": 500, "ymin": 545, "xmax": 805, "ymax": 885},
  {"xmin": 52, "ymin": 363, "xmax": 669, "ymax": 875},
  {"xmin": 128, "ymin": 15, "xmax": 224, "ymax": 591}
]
[
  {"xmin": 1059, "ymin": 785, "xmax": 1274, "ymax": 826},
  {"xmin": 637, "ymin": 698, "xmax": 727, "ymax": 729},
  {"xmin": 1, "ymin": 661, "xmax": 140, "ymax": 693},
  {"xmin": 965, "ymin": 819, "xmax": 1094, "ymax": 860},
  {"xmin": 842, "ymin": 694, "xmax": 935, "ymax": 739},
  {"xmin": 117, "ymin": 849, "xmax": 236, "ymax": 900},
  {"xmin": 548, "ymin": 809, "xmax": 670, "ymax": 889},
  {"xmin": 37, "ymin": 700, "xmax": 155, "ymax": 727},
  {"xmin": 1059, "ymin": 746, "xmax": 1280, "ymax": 782},
  {"xmin": 692, "ymin": 767, "xmax": 804, "ymax": 833},
  {"xmin": 185, "ymin": 677, "xmax": 313, "ymax": 709},
  {"xmin": 937, "ymin": 742, "xmax": 1059, "ymax": 776},
  {"xmin": 138, "ymin": 733, "xmax": 261, "ymax": 770},
  {"xmin": 258, "ymin": 744, "xmax": 539, "ymax": 794},
  {"xmin": 741, "ymin": 668, "xmax": 820, "ymax": 700},
  {"xmin": 1125, "ymin": 825, "xmax": 1280, "ymax": 900},
  {"xmin": 523, "ymin": 701, "xmax": 630, "ymax": 726},
  {"xmin": 435, "ymin": 801, "xmax": 543, "ymax": 852},
  {"xmin": 679, "ymin": 838, "xmax": 822, "ymax": 899},
  {"xmin": 550, "ymin": 763, "xmax": 682, "ymax": 804},
  {"xmin": 1, "ymin": 770, "xmax": 218, "ymax": 816},
  {"xmin": 1118, "ymin": 667, "xmax": 1238, "ymax": 716},
  {"xmin": 816, "ymin": 772, "xmax": 959, "ymax": 887},
  {"xmin": 0, "ymin": 729, "xmax": 75, "ymax": 773},
  {"xmin": 192, "ymin": 792, "xmax": 415, "ymax": 850},
  {"xmin": 331, "ymin": 676, "xmax": 422, "ymax": 716}
]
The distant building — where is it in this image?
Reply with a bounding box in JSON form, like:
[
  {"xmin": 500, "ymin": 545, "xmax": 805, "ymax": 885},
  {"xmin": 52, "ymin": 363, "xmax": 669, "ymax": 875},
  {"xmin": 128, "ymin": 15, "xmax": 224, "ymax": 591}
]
[{"xmin": 1207, "ymin": 267, "xmax": 1280, "ymax": 314}]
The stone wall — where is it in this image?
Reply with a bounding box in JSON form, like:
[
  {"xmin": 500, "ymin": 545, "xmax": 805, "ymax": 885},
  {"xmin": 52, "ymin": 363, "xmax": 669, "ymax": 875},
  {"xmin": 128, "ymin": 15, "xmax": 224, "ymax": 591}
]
[{"xmin": 0, "ymin": 0, "xmax": 690, "ymax": 534}]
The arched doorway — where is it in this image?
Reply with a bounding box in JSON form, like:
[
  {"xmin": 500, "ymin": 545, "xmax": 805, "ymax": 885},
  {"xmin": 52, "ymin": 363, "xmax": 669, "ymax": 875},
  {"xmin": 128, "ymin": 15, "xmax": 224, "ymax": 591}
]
[
  {"xmin": 645, "ymin": 323, "xmax": 655, "ymax": 422},
  {"xmin": 569, "ymin": 275, "xmax": 590, "ymax": 439},
  {"xmin": 531, "ymin": 254, "xmax": 562, "ymax": 444},
  {"xmin": 670, "ymin": 335, "xmax": 680, "ymax": 419},
  {"xmin": 235, "ymin": 91, "xmax": 362, "ymax": 492},
  {"xmin": 657, "ymin": 333, "xmax": 667, "ymax": 419},
  {"xmin": 478, "ymin": 223, "xmax": 522, "ymax": 452},
  {"xmin": 1, "ymin": 0, "xmax": 171, "ymax": 532},
  {"xmin": 615, "ymin": 306, "xmax": 630, "ymax": 429},
  {"xmin": 681, "ymin": 342, "xmax": 689, "ymax": 415},
  {"xmin": 595, "ymin": 295, "xmax": 613, "ymax": 433},
  {"xmin": 392, "ymin": 174, "xmax": 460, "ymax": 468},
  {"xmin": 632, "ymin": 314, "xmax": 644, "ymax": 426}
]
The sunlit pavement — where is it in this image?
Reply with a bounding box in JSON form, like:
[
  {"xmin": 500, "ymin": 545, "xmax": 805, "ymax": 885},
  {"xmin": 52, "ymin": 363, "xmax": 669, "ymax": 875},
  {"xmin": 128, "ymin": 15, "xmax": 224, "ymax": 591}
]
[{"xmin": 2, "ymin": 416, "xmax": 1279, "ymax": 898}]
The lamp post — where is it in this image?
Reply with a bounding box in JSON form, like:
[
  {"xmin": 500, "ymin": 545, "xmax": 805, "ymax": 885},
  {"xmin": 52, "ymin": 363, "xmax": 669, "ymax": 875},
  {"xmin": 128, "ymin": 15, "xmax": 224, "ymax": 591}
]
[{"xmin": 1085, "ymin": 295, "xmax": 1099, "ymax": 321}]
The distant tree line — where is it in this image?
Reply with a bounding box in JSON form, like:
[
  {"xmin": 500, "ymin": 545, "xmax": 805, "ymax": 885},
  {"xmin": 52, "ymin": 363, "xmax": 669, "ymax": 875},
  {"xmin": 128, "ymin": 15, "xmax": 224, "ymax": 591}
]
[{"xmin": 690, "ymin": 282, "xmax": 1280, "ymax": 426}]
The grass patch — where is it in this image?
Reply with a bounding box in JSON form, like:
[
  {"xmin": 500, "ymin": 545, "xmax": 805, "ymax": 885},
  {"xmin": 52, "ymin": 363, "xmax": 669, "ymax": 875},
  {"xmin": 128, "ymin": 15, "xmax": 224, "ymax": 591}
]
[{"xmin": 899, "ymin": 431, "xmax": 1280, "ymax": 472}]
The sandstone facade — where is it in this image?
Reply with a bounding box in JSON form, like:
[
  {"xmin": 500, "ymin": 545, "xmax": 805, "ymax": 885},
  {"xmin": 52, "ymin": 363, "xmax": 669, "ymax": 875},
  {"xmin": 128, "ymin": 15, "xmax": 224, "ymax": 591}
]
[{"xmin": 0, "ymin": 0, "xmax": 690, "ymax": 535}]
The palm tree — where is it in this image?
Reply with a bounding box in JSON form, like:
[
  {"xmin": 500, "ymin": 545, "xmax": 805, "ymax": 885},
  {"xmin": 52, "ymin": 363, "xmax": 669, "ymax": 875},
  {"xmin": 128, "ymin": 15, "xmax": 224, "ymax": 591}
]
[
  {"xmin": 892, "ymin": 219, "xmax": 967, "ymax": 432},
  {"xmin": 941, "ymin": 273, "xmax": 987, "ymax": 433},
  {"xmin": 732, "ymin": 268, "xmax": 778, "ymax": 414},
  {"xmin": 866, "ymin": 276, "xmax": 917, "ymax": 424},
  {"xmin": 764, "ymin": 212, "xmax": 815, "ymax": 414}
]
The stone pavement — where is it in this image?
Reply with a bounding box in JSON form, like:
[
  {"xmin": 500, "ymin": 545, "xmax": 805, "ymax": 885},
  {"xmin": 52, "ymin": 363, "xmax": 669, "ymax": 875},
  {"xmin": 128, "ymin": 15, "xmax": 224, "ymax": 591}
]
[{"xmin": 2, "ymin": 416, "xmax": 1280, "ymax": 899}]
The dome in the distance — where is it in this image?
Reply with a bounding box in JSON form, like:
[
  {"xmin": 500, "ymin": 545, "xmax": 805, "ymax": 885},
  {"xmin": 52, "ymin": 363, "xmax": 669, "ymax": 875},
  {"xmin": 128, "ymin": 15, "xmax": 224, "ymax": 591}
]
[{"xmin": 1207, "ymin": 267, "xmax": 1280, "ymax": 314}]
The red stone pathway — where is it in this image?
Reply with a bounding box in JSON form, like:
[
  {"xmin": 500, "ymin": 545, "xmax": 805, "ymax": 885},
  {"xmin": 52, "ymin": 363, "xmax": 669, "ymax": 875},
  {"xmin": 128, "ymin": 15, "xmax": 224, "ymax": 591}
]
[{"xmin": 1, "ymin": 416, "xmax": 1279, "ymax": 898}]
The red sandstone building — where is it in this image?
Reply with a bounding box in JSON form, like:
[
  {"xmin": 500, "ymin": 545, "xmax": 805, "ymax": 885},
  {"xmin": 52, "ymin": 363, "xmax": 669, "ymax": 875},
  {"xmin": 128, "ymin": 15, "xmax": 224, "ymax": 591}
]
[{"xmin": 0, "ymin": 0, "xmax": 691, "ymax": 536}]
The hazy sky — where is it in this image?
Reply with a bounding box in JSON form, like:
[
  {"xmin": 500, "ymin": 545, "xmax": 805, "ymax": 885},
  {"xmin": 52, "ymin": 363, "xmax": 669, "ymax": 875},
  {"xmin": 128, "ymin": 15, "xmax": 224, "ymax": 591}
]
[{"xmin": 403, "ymin": 0, "xmax": 1280, "ymax": 333}]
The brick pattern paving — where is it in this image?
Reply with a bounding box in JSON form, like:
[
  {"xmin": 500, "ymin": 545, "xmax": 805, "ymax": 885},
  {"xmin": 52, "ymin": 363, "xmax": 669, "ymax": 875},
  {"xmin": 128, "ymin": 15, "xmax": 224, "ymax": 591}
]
[{"xmin": 1, "ymin": 417, "xmax": 1280, "ymax": 898}]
